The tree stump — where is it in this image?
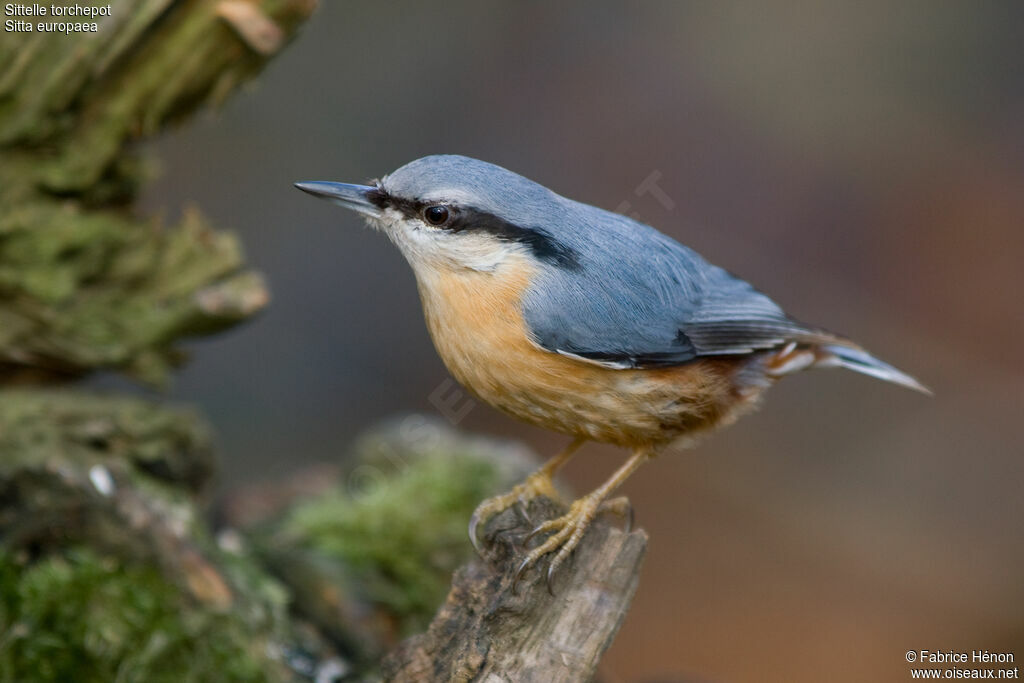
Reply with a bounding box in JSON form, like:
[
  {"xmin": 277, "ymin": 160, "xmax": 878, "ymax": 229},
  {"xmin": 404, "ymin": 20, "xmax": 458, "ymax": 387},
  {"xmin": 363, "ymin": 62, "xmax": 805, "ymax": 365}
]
[{"xmin": 383, "ymin": 497, "xmax": 647, "ymax": 682}]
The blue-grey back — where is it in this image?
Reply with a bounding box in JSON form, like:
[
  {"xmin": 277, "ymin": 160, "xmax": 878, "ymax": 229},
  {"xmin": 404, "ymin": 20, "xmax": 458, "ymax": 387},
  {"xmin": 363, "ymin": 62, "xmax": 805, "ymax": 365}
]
[{"xmin": 521, "ymin": 193, "xmax": 821, "ymax": 366}]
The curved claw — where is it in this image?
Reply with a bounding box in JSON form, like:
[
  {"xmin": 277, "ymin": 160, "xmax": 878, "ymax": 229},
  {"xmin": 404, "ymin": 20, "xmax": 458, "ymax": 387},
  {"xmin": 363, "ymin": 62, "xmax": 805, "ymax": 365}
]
[
  {"xmin": 468, "ymin": 512, "xmax": 484, "ymax": 555},
  {"xmin": 467, "ymin": 467, "xmax": 564, "ymax": 555},
  {"xmin": 513, "ymin": 547, "xmax": 561, "ymax": 596},
  {"xmin": 545, "ymin": 561, "xmax": 557, "ymax": 596},
  {"xmin": 515, "ymin": 498, "xmax": 533, "ymax": 525},
  {"xmin": 524, "ymin": 519, "xmax": 557, "ymax": 545},
  {"xmin": 470, "ymin": 504, "xmax": 529, "ymax": 555},
  {"xmin": 513, "ymin": 554, "xmax": 534, "ymax": 594},
  {"xmin": 511, "ymin": 499, "xmax": 594, "ymax": 595}
]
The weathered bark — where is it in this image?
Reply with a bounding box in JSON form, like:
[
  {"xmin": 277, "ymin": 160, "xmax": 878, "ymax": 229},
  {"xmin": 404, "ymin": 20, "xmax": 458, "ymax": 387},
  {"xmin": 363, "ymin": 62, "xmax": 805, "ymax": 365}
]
[
  {"xmin": 382, "ymin": 497, "xmax": 648, "ymax": 683},
  {"xmin": 0, "ymin": 3, "xmax": 338, "ymax": 681}
]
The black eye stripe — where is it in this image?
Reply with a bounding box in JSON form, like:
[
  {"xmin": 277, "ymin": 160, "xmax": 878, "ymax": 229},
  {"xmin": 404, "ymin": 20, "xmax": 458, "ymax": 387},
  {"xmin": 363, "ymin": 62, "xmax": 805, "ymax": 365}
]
[{"xmin": 372, "ymin": 188, "xmax": 579, "ymax": 269}]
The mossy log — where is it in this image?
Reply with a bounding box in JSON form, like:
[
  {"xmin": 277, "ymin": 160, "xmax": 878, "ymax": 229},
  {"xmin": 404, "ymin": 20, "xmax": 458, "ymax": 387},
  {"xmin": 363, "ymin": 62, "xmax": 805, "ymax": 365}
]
[
  {"xmin": 0, "ymin": 401, "xmax": 551, "ymax": 681},
  {"xmin": 0, "ymin": 3, "xmax": 338, "ymax": 681},
  {"xmin": 0, "ymin": 0, "xmax": 316, "ymax": 383},
  {"xmin": 0, "ymin": 390, "xmax": 342, "ymax": 682}
]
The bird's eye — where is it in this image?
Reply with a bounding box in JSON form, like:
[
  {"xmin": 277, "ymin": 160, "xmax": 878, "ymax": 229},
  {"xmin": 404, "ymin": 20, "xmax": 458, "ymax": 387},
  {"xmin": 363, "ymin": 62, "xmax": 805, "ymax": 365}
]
[{"xmin": 423, "ymin": 205, "xmax": 450, "ymax": 226}]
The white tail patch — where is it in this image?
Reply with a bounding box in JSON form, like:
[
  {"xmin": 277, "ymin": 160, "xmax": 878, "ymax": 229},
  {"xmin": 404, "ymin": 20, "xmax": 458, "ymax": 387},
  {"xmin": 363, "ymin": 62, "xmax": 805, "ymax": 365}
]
[{"xmin": 766, "ymin": 345, "xmax": 816, "ymax": 376}]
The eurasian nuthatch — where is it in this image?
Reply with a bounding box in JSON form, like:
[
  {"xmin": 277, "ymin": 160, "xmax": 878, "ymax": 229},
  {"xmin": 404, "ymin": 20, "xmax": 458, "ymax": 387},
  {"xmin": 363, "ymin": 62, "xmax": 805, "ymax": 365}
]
[{"xmin": 295, "ymin": 155, "xmax": 927, "ymax": 587}]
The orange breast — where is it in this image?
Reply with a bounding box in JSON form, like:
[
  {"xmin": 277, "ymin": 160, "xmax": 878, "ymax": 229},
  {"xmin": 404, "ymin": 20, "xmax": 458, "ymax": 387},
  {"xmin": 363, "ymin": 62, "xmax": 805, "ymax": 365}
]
[{"xmin": 413, "ymin": 256, "xmax": 763, "ymax": 448}]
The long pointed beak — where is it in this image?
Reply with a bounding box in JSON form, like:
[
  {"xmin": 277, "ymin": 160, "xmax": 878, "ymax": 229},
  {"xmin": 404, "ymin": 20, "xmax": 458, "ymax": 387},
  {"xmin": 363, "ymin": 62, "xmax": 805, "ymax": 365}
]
[{"xmin": 294, "ymin": 181, "xmax": 382, "ymax": 217}]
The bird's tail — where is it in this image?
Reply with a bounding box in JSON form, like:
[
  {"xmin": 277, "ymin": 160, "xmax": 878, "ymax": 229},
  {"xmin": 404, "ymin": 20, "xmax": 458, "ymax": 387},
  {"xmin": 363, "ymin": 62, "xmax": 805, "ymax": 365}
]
[{"xmin": 812, "ymin": 341, "xmax": 931, "ymax": 395}]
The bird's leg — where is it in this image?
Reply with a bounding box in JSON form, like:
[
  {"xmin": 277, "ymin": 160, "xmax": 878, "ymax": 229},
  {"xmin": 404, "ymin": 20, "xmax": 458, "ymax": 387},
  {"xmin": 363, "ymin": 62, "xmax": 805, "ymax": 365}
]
[
  {"xmin": 515, "ymin": 447, "xmax": 653, "ymax": 593},
  {"xmin": 469, "ymin": 437, "xmax": 585, "ymax": 553}
]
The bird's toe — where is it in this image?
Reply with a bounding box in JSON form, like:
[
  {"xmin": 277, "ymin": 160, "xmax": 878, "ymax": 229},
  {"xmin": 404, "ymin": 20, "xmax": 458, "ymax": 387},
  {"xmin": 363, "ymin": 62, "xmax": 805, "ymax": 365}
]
[
  {"xmin": 468, "ymin": 472, "xmax": 561, "ymax": 553},
  {"xmin": 512, "ymin": 493, "xmax": 604, "ymax": 594}
]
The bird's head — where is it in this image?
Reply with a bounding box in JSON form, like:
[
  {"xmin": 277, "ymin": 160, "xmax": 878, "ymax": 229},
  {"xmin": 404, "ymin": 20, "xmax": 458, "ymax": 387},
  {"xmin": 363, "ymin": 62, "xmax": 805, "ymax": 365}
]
[{"xmin": 295, "ymin": 155, "xmax": 579, "ymax": 276}]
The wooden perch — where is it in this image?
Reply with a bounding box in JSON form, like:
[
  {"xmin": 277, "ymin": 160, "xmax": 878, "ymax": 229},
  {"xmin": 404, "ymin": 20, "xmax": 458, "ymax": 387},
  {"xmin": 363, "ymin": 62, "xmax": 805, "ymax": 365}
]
[{"xmin": 382, "ymin": 497, "xmax": 648, "ymax": 682}]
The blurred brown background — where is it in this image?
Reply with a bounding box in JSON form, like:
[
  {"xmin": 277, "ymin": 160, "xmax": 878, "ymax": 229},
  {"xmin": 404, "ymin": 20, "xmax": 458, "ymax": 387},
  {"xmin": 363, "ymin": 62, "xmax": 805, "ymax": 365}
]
[{"xmin": 123, "ymin": 3, "xmax": 1023, "ymax": 681}]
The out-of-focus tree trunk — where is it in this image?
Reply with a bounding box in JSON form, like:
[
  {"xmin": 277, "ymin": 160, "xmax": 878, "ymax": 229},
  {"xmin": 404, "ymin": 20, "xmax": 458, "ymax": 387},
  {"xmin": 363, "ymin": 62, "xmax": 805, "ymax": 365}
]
[
  {"xmin": 0, "ymin": 3, "xmax": 331, "ymax": 681},
  {"xmin": 0, "ymin": 0, "xmax": 319, "ymax": 384}
]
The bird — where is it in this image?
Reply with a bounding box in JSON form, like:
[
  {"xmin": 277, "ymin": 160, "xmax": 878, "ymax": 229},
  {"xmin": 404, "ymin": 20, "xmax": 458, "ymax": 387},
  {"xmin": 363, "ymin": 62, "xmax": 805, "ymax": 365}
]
[{"xmin": 295, "ymin": 154, "xmax": 928, "ymax": 589}]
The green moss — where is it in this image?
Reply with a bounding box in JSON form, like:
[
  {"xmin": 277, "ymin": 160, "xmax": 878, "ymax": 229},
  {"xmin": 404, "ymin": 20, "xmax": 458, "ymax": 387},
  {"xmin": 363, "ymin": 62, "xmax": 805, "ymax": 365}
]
[
  {"xmin": 0, "ymin": 0, "xmax": 315, "ymax": 383},
  {"xmin": 0, "ymin": 548, "xmax": 284, "ymax": 683},
  {"xmin": 0, "ymin": 390, "xmax": 215, "ymax": 495},
  {"xmin": 0, "ymin": 202, "xmax": 266, "ymax": 384},
  {"xmin": 283, "ymin": 453, "xmax": 501, "ymax": 633}
]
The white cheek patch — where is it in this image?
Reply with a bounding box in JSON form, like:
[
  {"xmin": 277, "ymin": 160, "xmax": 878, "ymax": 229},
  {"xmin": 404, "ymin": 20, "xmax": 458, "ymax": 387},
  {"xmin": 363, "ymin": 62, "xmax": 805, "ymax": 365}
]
[
  {"xmin": 376, "ymin": 213, "xmax": 523, "ymax": 273},
  {"xmin": 441, "ymin": 232, "xmax": 522, "ymax": 272}
]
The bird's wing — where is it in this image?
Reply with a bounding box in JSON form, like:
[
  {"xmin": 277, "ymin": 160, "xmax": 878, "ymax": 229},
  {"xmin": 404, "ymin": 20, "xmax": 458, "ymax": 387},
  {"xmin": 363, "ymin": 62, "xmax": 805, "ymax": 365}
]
[{"xmin": 521, "ymin": 214, "xmax": 831, "ymax": 369}]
